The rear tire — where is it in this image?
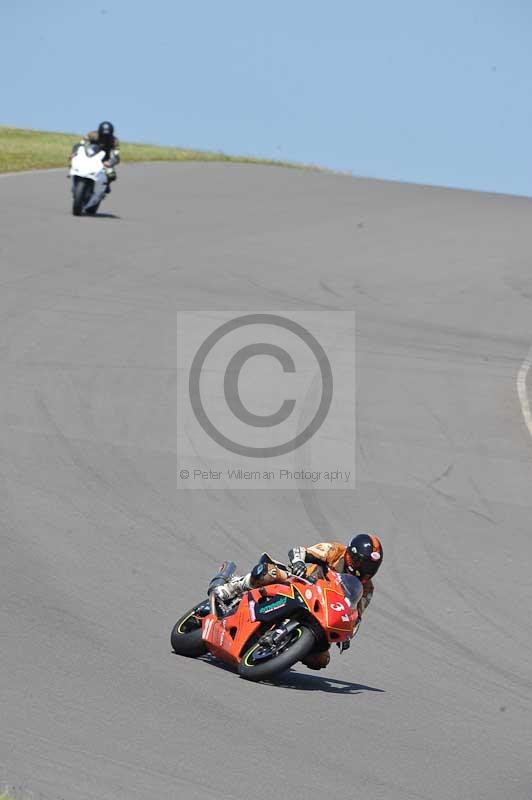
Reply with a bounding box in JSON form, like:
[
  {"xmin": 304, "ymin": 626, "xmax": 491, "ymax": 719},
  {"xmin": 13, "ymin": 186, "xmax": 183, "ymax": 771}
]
[
  {"xmin": 238, "ymin": 625, "xmax": 314, "ymax": 682},
  {"xmin": 72, "ymin": 178, "xmax": 93, "ymax": 216},
  {"xmin": 171, "ymin": 602, "xmax": 208, "ymax": 658}
]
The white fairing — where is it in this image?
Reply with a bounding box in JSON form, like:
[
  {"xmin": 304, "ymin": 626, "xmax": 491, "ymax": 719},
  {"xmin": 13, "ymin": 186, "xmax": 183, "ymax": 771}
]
[
  {"xmin": 70, "ymin": 146, "xmax": 107, "ymax": 179},
  {"xmin": 70, "ymin": 145, "xmax": 108, "ymax": 210}
]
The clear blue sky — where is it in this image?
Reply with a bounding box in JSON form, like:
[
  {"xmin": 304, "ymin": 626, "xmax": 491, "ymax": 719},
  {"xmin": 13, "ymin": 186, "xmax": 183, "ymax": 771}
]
[{"xmin": 2, "ymin": 0, "xmax": 532, "ymax": 195}]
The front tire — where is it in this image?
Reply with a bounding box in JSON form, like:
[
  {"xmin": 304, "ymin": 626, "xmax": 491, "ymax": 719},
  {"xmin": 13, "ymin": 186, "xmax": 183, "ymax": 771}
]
[
  {"xmin": 171, "ymin": 602, "xmax": 208, "ymax": 658},
  {"xmin": 72, "ymin": 178, "xmax": 93, "ymax": 216},
  {"xmin": 84, "ymin": 201, "xmax": 101, "ymax": 216},
  {"xmin": 238, "ymin": 625, "xmax": 314, "ymax": 682}
]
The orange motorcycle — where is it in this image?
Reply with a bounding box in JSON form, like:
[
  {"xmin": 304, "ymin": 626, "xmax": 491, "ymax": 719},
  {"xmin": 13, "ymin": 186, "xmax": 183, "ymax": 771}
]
[{"xmin": 171, "ymin": 558, "xmax": 362, "ymax": 681}]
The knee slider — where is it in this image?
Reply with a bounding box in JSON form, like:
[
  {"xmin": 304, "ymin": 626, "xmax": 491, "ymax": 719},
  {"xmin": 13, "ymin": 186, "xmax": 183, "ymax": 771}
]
[{"xmin": 250, "ymin": 562, "xmax": 267, "ymax": 586}]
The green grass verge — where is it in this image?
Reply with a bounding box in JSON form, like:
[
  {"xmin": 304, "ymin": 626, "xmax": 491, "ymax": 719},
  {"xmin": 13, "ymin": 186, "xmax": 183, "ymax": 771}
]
[{"xmin": 0, "ymin": 126, "xmax": 297, "ymax": 173}]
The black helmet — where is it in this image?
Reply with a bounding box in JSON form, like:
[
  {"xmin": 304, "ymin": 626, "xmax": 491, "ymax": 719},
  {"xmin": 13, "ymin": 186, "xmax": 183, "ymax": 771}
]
[
  {"xmin": 345, "ymin": 533, "xmax": 383, "ymax": 579},
  {"xmin": 97, "ymin": 121, "xmax": 114, "ymax": 141}
]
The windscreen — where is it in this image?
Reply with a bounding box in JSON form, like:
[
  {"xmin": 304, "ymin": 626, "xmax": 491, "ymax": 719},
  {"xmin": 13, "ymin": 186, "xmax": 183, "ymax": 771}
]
[
  {"xmin": 84, "ymin": 143, "xmax": 100, "ymax": 157},
  {"xmin": 339, "ymin": 574, "xmax": 363, "ymax": 604}
]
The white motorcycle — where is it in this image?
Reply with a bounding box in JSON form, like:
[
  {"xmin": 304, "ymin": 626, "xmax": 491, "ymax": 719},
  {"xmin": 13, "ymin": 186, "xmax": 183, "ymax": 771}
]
[{"xmin": 69, "ymin": 143, "xmax": 111, "ymax": 216}]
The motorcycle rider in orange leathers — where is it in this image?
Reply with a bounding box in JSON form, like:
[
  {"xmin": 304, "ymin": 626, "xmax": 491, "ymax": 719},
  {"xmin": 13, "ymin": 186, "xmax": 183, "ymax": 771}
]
[{"xmin": 212, "ymin": 533, "xmax": 383, "ymax": 670}]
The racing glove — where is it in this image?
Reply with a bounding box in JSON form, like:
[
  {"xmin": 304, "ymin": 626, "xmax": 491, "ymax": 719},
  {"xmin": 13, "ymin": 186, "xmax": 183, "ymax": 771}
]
[
  {"xmin": 291, "ymin": 561, "xmax": 307, "ymax": 577},
  {"xmin": 288, "ymin": 546, "xmax": 307, "ymax": 577}
]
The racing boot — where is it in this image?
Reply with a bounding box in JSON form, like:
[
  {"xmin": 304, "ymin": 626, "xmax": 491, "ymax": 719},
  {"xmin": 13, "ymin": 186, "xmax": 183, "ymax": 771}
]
[
  {"xmin": 302, "ymin": 649, "xmax": 331, "ymax": 671},
  {"xmin": 212, "ymin": 574, "xmax": 252, "ymax": 604}
]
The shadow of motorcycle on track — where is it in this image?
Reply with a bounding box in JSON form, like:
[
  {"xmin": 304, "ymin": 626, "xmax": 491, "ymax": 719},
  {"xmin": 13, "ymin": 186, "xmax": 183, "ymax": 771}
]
[
  {"xmin": 267, "ymin": 670, "xmax": 385, "ymax": 695},
  {"xmin": 190, "ymin": 652, "xmax": 385, "ymax": 695}
]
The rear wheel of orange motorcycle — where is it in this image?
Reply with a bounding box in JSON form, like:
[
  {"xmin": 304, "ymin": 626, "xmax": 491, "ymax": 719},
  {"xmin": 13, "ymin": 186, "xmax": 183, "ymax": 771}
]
[
  {"xmin": 171, "ymin": 601, "xmax": 209, "ymax": 657},
  {"xmin": 238, "ymin": 624, "xmax": 315, "ymax": 682}
]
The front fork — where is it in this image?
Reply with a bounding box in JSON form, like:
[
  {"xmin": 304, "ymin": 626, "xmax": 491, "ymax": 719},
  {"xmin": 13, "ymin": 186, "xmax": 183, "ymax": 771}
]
[{"xmin": 261, "ymin": 618, "xmax": 307, "ymax": 652}]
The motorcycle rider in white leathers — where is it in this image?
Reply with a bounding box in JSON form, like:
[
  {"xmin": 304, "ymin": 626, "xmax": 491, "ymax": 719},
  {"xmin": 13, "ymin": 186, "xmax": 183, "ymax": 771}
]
[{"xmin": 70, "ymin": 121, "xmax": 120, "ymax": 210}]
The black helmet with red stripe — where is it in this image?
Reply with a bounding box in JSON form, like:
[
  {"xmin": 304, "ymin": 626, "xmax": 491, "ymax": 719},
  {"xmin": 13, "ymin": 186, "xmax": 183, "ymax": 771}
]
[{"xmin": 345, "ymin": 533, "xmax": 383, "ymax": 579}]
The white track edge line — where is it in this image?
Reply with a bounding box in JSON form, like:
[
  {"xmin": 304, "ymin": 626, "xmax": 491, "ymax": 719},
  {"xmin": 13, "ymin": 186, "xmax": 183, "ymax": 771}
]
[{"xmin": 517, "ymin": 344, "xmax": 532, "ymax": 440}]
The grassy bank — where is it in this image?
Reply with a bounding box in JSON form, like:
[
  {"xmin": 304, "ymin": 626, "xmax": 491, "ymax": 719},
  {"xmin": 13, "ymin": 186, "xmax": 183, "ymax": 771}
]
[{"xmin": 0, "ymin": 126, "xmax": 295, "ymax": 173}]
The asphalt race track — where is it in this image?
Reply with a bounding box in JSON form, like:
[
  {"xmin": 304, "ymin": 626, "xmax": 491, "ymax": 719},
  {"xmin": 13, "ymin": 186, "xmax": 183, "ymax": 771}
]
[{"xmin": 2, "ymin": 163, "xmax": 532, "ymax": 800}]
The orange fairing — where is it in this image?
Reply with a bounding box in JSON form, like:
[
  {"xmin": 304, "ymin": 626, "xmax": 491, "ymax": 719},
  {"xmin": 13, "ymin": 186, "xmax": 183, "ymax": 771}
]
[
  {"xmin": 201, "ymin": 591, "xmax": 261, "ymax": 666},
  {"xmin": 201, "ymin": 569, "xmax": 359, "ymax": 667},
  {"xmin": 322, "ymin": 585, "xmax": 356, "ymax": 633}
]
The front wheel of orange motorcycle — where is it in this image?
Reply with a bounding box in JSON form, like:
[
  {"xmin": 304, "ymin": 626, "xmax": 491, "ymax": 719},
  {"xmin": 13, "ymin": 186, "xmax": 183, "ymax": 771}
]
[
  {"xmin": 238, "ymin": 624, "xmax": 315, "ymax": 682},
  {"xmin": 171, "ymin": 601, "xmax": 209, "ymax": 657}
]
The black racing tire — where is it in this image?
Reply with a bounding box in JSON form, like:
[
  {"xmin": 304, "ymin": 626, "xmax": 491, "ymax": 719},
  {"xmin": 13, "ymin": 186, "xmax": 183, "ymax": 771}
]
[
  {"xmin": 72, "ymin": 178, "xmax": 93, "ymax": 216},
  {"xmin": 238, "ymin": 625, "xmax": 315, "ymax": 682},
  {"xmin": 171, "ymin": 602, "xmax": 208, "ymax": 658}
]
